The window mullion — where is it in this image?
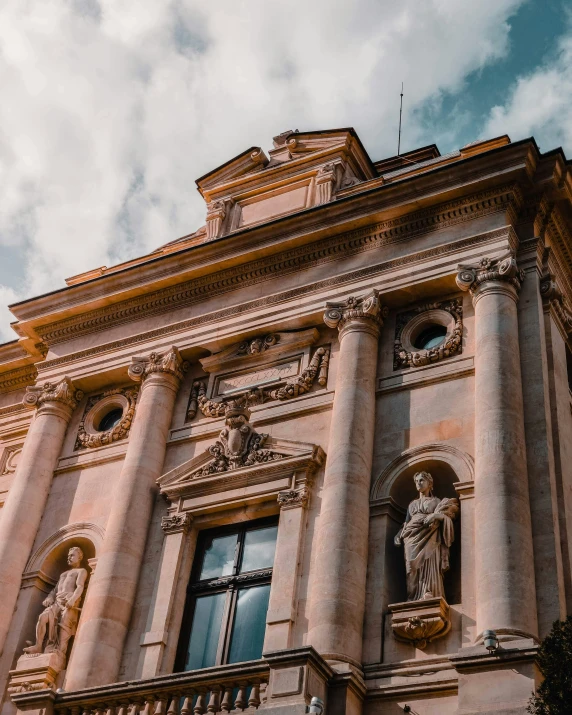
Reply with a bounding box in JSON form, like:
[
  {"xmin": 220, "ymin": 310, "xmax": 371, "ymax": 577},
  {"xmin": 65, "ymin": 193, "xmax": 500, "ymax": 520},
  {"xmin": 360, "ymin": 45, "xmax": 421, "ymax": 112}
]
[
  {"xmin": 221, "ymin": 584, "xmax": 239, "ymax": 664},
  {"xmin": 216, "ymin": 586, "xmax": 235, "ymax": 666}
]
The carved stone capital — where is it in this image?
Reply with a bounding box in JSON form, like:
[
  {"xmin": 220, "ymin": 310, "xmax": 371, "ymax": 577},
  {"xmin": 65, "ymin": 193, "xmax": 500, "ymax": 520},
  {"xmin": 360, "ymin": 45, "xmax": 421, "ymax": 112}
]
[
  {"xmin": 205, "ymin": 199, "xmax": 230, "ymax": 241},
  {"xmin": 324, "ymin": 289, "xmax": 387, "ymax": 337},
  {"xmin": 128, "ymin": 346, "xmax": 188, "ymax": 384},
  {"xmin": 456, "ymin": 252, "xmax": 525, "ymax": 299},
  {"xmin": 23, "ymin": 377, "xmax": 83, "ymax": 414},
  {"xmin": 161, "ymin": 512, "xmax": 193, "ymax": 535},
  {"xmin": 277, "ymin": 487, "xmax": 309, "ymax": 510},
  {"xmin": 315, "ymin": 162, "xmax": 341, "ymax": 205}
]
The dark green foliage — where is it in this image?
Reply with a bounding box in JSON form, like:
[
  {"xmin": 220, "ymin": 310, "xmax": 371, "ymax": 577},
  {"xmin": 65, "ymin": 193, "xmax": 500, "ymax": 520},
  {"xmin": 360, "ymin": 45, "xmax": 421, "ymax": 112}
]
[{"xmin": 528, "ymin": 616, "xmax": 572, "ymax": 714}]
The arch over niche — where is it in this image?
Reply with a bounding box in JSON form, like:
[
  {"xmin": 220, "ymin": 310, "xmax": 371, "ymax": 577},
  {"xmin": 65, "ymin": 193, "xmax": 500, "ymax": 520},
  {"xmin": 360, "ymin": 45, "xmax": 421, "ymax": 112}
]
[
  {"xmin": 371, "ymin": 443, "xmax": 474, "ymax": 508},
  {"xmin": 24, "ymin": 522, "xmax": 105, "ymax": 581}
]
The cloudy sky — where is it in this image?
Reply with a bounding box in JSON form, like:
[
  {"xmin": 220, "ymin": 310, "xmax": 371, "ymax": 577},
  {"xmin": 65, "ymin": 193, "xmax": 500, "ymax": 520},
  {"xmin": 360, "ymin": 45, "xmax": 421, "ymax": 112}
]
[{"xmin": 0, "ymin": 0, "xmax": 570, "ymax": 341}]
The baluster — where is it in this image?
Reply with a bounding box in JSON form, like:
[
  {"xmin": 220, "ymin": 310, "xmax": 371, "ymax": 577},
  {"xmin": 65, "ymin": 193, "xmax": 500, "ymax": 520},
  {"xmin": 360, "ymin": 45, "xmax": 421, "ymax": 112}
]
[
  {"xmin": 105, "ymin": 705, "xmax": 117, "ymax": 715},
  {"xmin": 220, "ymin": 687, "xmax": 232, "ymax": 713},
  {"xmin": 206, "ymin": 688, "xmax": 220, "ymax": 714},
  {"xmin": 193, "ymin": 692, "xmax": 207, "ymax": 715},
  {"xmin": 153, "ymin": 698, "xmax": 167, "ymax": 715},
  {"xmin": 94, "ymin": 705, "xmax": 106, "ymax": 715},
  {"xmin": 166, "ymin": 695, "xmax": 180, "ymax": 715},
  {"xmin": 234, "ymin": 685, "xmax": 247, "ymax": 711},
  {"xmin": 180, "ymin": 695, "xmax": 192, "ymax": 715},
  {"xmin": 140, "ymin": 699, "xmax": 154, "ymax": 715},
  {"xmin": 248, "ymin": 683, "xmax": 260, "ymax": 709},
  {"xmin": 116, "ymin": 702, "xmax": 129, "ymax": 715},
  {"xmin": 129, "ymin": 703, "xmax": 140, "ymax": 715}
]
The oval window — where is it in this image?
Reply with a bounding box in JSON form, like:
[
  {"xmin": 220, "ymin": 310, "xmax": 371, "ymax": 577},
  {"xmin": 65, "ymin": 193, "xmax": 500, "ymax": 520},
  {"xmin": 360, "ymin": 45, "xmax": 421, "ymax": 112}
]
[
  {"xmin": 97, "ymin": 408, "xmax": 124, "ymax": 432},
  {"xmin": 414, "ymin": 324, "xmax": 447, "ymax": 350}
]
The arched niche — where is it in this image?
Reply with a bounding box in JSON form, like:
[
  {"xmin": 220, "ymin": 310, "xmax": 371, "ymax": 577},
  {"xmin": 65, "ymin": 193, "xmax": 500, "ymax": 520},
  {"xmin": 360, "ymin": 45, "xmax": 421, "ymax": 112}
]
[
  {"xmin": 15, "ymin": 523, "xmax": 104, "ymax": 671},
  {"xmin": 367, "ymin": 444, "xmax": 473, "ymax": 660}
]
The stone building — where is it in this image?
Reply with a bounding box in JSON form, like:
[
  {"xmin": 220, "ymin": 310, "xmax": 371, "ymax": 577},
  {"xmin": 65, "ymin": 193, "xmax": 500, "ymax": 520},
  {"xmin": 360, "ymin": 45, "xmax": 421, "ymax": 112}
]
[{"xmin": 0, "ymin": 127, "xmax": 571, "ymax": 715}]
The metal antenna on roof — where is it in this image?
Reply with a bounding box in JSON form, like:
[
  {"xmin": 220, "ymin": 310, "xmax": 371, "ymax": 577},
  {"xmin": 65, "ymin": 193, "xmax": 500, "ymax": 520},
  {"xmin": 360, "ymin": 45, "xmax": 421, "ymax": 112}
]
[{"xmin": 398, "ymin": 82, "xmax": 404, "ymax": 156}]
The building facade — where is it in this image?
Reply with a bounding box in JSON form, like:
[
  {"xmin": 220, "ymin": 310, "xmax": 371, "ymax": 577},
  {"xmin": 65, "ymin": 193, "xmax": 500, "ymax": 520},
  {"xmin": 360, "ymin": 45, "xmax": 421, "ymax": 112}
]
[{"xmin": 0, "ymin": 128, "xmax": 571, "ymax": 715}]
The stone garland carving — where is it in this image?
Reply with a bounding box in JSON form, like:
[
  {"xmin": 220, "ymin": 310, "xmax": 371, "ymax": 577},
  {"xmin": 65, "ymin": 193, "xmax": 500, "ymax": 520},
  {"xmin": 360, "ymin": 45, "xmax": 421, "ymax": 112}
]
[
  {"xmin": 74, "ymin": 387, "xmax": 139, "ymax": 450},
  {"xmin": 161, "ymin": 512, "xmax": 193, "ymax": 535},
  {"xmin": 394, "ymin": 299, "xmax": 463, "ymax": 369},
  {"xmin": 20, "ymin": 546, "xmax": 87, "ymax": 673},
  {"xmin": 277, "ymin": 487, "xmax": 309, "ymax": 510},
  {"xmin": 190, "ymin": 346, "xmax": 330, "ymax": 420},
  {"xmin": 192, "ymin": 399, "xmax": 285, "ymax": 477},
  {"xmin": 324, "ymin": 289, "xmax": 387, "ymax": 332},
  {"xmin": 456, "ymin": 252, "xmax": 525, "ymax": 295},
  {"xmin": 128, "ymin": 346, "xmax": 188, "ymax": 383},
  {"xmin": 23, "ymin": 376, "xmax": 83, "ymax": 411}
]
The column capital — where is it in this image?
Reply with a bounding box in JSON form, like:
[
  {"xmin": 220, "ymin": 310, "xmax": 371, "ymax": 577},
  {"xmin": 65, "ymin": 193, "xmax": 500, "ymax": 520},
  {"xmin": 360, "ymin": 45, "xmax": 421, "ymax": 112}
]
[
  {"xmin": 23, "ymin": 376, "xmax": 83, "ymax": 415},
  {"xmin": 128, "ymin": 346, "xmax": 188, "ymax": 384},
  {"xmin": 324, "ymin": 289, "xmax": 387, "ymax": 337},
  {"xmin": 456, "ymin": 252, "xmax": 525, "ymax": 302}
]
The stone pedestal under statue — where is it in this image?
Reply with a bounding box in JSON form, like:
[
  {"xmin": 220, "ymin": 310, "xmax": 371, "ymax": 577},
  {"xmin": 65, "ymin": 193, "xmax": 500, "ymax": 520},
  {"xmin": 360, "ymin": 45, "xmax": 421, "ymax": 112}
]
[{"xmin": 8, "ymin": 651, "xmax": 65, "ymax": 695}]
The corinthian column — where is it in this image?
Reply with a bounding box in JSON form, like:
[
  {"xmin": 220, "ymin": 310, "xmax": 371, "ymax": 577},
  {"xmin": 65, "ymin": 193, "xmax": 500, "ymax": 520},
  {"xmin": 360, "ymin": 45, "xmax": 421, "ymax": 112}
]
[
  {"xmin": 307, "ymin": 290, "xmax": 385, "ymax": 664},
  {"xmin": 456, "ymin": 254, "xmax": 538, "ymax": 640},
  {"xmin": 0, "ymin": 377, "xmax": 82, "ymax": 655},
  {"xmin": 65, "ymin": 347, "xmax": 187, "ymax": 689}
]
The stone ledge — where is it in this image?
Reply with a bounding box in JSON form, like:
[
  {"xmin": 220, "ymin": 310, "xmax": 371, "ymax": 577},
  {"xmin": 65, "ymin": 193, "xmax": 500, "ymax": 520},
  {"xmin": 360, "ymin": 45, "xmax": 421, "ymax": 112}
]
[{"xmin": 377, "ymin": 354, "xmax": 474, "ymax": 394}]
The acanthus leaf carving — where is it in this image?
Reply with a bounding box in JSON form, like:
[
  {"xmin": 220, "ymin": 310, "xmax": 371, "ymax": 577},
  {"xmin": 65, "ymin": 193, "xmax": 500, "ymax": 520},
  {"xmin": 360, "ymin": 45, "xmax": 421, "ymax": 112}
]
[
  {"xmin": 191, "ymin": 399, "xmax": 285, "ymax": 477},
  {"xmin": 277, "ymin": 487, "xmax": 309, "ymax": 510},
  {"xmin": 128, "ymin": 346, "xmax": 188, "ymax": 383},
  {"xmin": 456, "ymin": 252, "xmax": 525, "ymax": 295},
  {"xmin": 161, "ymin": 512, "xmax": 193, "ymax": 534},
  {"xmin": 324, "ymin": 289, "xmax": 387, "ymax": 332},
  {"xmin": 23, "ymin": 376, "xmax": 83, "ymax": 412}
]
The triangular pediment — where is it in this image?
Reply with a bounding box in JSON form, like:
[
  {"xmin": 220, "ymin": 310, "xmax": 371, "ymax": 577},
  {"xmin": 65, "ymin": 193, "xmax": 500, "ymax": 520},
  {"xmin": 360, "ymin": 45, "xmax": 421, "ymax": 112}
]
[{"xmin": 158, "ymin": 435, "xmax": 325, "ymax": 505}]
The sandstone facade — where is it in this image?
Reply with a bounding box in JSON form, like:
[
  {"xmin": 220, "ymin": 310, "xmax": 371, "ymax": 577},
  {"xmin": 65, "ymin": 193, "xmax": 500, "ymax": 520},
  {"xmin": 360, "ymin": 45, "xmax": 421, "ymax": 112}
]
[{"xmin": 0, "ymin": 128, "xmax": 571, "ymax": 714}]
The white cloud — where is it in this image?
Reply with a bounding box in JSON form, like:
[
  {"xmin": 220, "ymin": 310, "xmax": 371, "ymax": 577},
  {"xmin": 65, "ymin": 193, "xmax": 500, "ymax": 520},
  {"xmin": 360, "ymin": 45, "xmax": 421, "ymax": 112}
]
[
  {"xmin": 483, "ymin": 30, "xmax": 572, "ymax": 152},
  {"xmin": 0, "ymin": 0, "xmax": 526, "ymax": 340}
]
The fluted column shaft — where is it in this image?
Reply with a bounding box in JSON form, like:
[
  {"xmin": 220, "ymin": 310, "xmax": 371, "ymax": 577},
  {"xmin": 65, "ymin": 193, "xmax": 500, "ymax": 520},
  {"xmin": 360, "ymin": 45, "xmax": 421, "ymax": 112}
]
[
  {"xmin": 66, "ymin": 347, "xmax": 186, "ymax": 689},
  {"xmin": 307, "ymin": 290, "xmax": 384, "ymax": 663},
  {"xmin": 0, "ymin": 377, "xmax": 81, "ymax": 656},
  {"xmin": 457, "ymin": 254, "xmax": 538, "ymax": 640}
]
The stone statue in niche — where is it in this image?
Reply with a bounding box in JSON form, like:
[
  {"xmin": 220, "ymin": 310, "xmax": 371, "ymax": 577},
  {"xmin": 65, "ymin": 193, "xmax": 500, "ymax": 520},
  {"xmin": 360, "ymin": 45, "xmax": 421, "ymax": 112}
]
[
  {"xmin": 394, "ymin": 471, "xmax": 459, "ymax": 601},
  {"xmin": 23, "ymin": 546, "xmax": 87, "ymax": 660}
]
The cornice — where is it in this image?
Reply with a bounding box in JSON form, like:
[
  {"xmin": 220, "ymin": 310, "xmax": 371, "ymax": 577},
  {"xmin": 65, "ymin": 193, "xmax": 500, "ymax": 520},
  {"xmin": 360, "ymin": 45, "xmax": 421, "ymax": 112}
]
[
  {"xmin": 37, "ymin": 226, "xmax": 514, "ymax": 374},
  {"xmin": 0, "ymin": 364, "xmax": 38, "ymax": 393},
  {"xmin": 36, "ymin": 184, "xmax": 520, "ymax": 347}
]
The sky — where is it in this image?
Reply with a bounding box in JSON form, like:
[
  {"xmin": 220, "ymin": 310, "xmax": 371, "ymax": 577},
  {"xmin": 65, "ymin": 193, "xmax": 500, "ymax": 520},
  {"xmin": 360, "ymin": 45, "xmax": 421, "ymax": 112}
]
[{"xmin": 0, "ymin": 0, "xmax": 571, "ymax": 342}]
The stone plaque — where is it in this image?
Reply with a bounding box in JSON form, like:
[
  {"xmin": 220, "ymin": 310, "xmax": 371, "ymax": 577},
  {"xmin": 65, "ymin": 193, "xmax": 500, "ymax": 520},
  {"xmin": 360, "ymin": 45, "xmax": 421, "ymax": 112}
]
[{"xmin": 215, "ymin": 359, "xmax": 301, "ymax": 396}]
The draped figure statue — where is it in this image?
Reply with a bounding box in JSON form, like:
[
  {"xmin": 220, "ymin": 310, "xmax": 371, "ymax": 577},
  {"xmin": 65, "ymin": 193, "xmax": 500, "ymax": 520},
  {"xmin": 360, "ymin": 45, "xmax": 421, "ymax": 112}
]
[{"xmin": 394, "ymin": 471, "xmax": 459, "ymax": 601}]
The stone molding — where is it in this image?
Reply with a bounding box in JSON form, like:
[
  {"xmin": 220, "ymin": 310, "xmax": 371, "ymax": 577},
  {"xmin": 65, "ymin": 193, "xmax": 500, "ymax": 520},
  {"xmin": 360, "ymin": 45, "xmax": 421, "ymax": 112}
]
[
  {"xmin": 394, "ymin": 298, "xmax": 463, "ymax": 369},
  {"xmin": 0, "ymin": 444, "xmax": 22, "ymax": 475},
  {"xmin": 456, "ymin": 252, "xmax": 525, "ymax": 298},
  {"xmin": 540, "ymin": 273, "xmax": 572, "ymax": 337},
  {"xmin": 24, "ymin": 521, "xmax": 105, "ymax": 574},
  {"xmin": 23, "ymin": 376, "xmax": 83, "ymax": 413},
  {"xmin": 0, "ymin": 364, "xmax": 38, "ymax": 393},
  {"xmin": 35, "ymin": 227, "xmax": 513, "ymax": 373},
  {"xmin": 324, "ymin": 289, "xmax": 387, "ymax": 335},
  {"xmin": 33, "ymin": 186, "xmax": 520, "ymax": 347},
  {"xmin": 277, "ymin": 487, "xmax": 309, "ymax": 510},
  {"xmin": 128, "ymin": 346, "xmax": 188, "ymax": 384},
  {"xmin": 192, "ymin": 346, "xmax": 330, "ymax": 420},
  {"xmin": 161, "ymin": 512, "xmax": 193, "ymax": 535},
  {"xmin": 75, "ymin": 387, "xmax": 139, "ymax": 450}
]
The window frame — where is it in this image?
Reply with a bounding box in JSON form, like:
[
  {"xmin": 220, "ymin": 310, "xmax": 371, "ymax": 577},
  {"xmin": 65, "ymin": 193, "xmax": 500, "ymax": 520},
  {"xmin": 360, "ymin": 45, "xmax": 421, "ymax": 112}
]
[{"xmin": 175, "ymin": 516, "xmax": 278, "ymax": 671}]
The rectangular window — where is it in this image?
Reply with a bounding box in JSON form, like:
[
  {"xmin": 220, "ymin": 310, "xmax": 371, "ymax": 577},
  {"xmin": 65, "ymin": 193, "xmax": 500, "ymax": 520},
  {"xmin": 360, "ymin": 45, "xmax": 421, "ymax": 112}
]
[{"xmin": 176, "ymin": 519, "xmax": 278, "ymax": 671}]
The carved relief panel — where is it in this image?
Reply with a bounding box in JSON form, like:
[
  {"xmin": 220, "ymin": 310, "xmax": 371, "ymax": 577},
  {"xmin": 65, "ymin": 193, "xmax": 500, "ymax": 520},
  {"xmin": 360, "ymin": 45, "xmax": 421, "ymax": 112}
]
[{"xmin": 186, "ymin": 329, "xmax": 330, "ymax": 422}]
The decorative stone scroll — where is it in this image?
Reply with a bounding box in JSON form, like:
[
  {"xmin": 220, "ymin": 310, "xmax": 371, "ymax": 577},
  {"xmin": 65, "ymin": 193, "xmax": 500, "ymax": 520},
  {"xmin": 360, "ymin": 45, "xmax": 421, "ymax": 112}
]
[
  {"xmin": 191, "ymin": 346, "xmax": 330, "ymax": 420},
  {"xmin": 75, "ymin": 387, "xmax": 139, "ymax": 450},
  {"xmin": 23, "ymin": 376, "xmax": 83, "ymax": 412},
  {"xmin": 394, "ymin": 299, "xmax": 463, "ymax": 369},
  {"xmin": 456, "ymin": 252, "xmax": 525, "ymax": 295},
  {"xmin": 540, "ymin": 273, "xmax": 572, "ymax": 336},
  {"xmin": 128, "ymin": 346, "xmax": 188, "ymax": 383},
  {"xmin": 191, "ymin": 398, "xmax": 286, "ymax": 478},
  {"xmin": 315, "ymin": 162, "xmax": 341, "ymax": 205},
  {"xmin": 324, "ymin": 289, "xmax": 387, "ymax": 333},
  {"xmin": 161, "ymin": 511, "xmax": 193, "ymax": 535},
  {"xmin": 205, "ymin": 199, "xmax": 229, "ymax": 241},
  {"xmin": 277, "ymin": 487, "xmax": 309, "ymax": 510}
]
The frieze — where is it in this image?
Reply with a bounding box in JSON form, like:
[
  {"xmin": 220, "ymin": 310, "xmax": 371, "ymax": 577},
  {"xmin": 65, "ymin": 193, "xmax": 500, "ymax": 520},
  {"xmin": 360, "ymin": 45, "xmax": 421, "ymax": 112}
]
[
  {"xmin": 0, "ymin": 365, "xmax": 38, "ymax": 393},
  {"xmin": 36, "ymin": 227, "xmax": 515, "ymax": 373},
  {"xmin": 35, "ymin": 185, "xmax": 521, "ymax": 346}
]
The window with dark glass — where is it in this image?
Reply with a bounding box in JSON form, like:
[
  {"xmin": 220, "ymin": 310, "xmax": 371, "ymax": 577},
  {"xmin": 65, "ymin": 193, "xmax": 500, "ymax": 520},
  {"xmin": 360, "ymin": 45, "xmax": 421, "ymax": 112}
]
[{"xmin": 176, "ymin": 519, "xmax": 278, "ymax": 671}]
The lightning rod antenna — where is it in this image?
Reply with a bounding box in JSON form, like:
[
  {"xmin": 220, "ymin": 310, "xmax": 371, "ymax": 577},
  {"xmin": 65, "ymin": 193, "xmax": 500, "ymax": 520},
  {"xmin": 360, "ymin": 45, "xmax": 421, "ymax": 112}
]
[{"xmin": 398, "ymin": 82, "xmax": 404, "ymax": 156}]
